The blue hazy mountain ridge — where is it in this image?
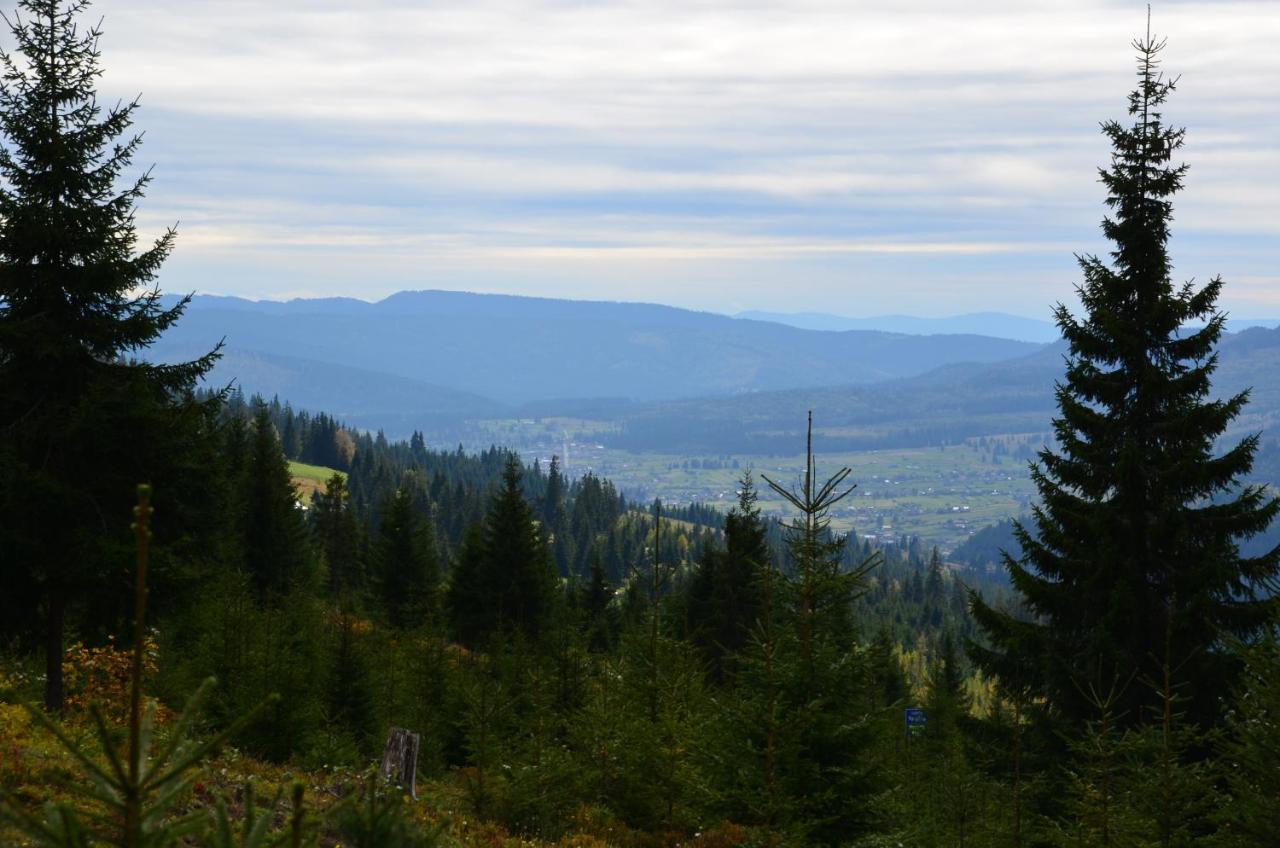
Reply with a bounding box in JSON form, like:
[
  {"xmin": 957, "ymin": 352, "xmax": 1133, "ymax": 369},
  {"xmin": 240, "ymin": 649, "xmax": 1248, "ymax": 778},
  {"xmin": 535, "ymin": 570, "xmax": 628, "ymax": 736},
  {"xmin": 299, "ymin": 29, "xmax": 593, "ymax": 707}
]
[
  {"xmin": 149, "ymin": 290, "xmax": 1043, "ymax": 409},
  {"xmin": 735, "ymin": 310, "xmax": 1064, "ymax": 343},
  {"xmin": 152, "ymin": 341, "xmax": 505, "ymax": 422},
  {"xmin": 736, "ymin": 309, "xmax": 1280, "ymax": 344},
  {"xmin": 607, "ymin": 325, "xmax": 1280, "ymax": 453}
]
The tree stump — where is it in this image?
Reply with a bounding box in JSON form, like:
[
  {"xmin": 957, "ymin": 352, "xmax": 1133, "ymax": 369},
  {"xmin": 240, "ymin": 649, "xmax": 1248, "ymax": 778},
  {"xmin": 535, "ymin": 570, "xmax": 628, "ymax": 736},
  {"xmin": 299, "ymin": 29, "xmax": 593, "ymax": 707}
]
[{"xmin": 379, "ymin": 727, "xmax": 420, "ymax": 799}]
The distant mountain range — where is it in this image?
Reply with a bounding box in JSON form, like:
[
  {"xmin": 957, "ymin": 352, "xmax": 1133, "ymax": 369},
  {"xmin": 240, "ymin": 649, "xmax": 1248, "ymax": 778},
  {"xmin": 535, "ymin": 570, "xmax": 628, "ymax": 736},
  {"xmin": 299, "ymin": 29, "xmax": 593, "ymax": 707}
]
[
  {"xmin": 734, "ymin": 310, "xmax": 1064, "ymax": 343},
  {"xmin": 149, "ymin": 290, "xmax": 1280, "ymax": 455},
  {"xmin": 604, "ymin": 325, "xmax": 1280, "ymax": 454},
  {"xmin": 736, "ymin": 310, "xmax": 1280, "ymax": 344},
  {"xmin": 150, "ymin": 289, "xmax": 1043, "ymax": 415}
]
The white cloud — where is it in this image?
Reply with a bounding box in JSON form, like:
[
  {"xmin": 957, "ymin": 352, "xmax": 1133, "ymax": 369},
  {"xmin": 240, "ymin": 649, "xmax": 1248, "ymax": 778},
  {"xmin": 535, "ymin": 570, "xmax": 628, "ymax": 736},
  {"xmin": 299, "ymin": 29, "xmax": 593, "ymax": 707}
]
[{"xmin": 31, "ymin": 0, "xmax": 1274, "ymax": 314}]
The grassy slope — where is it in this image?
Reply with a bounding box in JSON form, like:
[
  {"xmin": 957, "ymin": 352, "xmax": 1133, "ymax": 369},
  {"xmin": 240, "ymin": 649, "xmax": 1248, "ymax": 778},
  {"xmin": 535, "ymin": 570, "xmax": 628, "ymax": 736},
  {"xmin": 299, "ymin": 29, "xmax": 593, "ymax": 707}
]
[{"xmin": 288, "ymin": 461, "xmax": 346, "ymax": 503}]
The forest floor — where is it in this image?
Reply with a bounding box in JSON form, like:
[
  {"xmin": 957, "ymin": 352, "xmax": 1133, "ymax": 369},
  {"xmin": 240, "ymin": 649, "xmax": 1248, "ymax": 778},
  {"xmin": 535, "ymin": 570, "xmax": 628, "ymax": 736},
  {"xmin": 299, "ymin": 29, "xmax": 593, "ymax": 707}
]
[{"xmin": 0, "ymin": 680, "xmax": 748, "ymax": 848}]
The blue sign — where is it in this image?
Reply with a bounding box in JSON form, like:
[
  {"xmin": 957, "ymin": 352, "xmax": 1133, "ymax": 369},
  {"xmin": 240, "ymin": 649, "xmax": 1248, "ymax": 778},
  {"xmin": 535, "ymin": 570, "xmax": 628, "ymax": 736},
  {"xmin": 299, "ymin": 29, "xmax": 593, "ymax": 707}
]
[{"xmin": 905, "ymin": 707, "xmax": 927, "ymax": 738}]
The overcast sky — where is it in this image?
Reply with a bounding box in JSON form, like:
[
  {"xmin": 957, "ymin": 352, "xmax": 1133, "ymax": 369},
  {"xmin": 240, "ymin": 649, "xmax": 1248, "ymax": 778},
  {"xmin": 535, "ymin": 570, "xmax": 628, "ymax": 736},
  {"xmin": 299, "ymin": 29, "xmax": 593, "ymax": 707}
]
[{"xmin": 71, "ymin": 0, "xmax": 1280, "ymax": 317}]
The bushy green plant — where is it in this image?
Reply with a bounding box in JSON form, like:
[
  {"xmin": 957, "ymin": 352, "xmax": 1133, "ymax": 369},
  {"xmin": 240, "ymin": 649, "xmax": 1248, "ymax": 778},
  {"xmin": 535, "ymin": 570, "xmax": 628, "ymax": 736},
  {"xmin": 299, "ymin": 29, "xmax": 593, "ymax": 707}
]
[
  {"xmin": 205, "ymin": 783, "xmax": 294, "ymax": 848},
  {"xmin": 332, "ymin": 773, "xmax": 447, "ymax": 848},
  {"xmin": 1216, "ymin": 636, "xmax": 1280, "ymax": 846},
  {"xmin": 0, "ymin": 487, "xmax": 337, "ymax": 848},
  {"xmin": 0, "ymin": 487, "xmax": 270, "ymax": 847}
]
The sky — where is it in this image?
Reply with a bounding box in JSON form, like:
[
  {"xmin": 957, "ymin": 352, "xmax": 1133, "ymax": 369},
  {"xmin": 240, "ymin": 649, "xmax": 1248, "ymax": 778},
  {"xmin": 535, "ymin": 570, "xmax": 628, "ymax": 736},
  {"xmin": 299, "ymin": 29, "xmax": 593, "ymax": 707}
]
[{"xmin": 68, "ymin": 0, "xmax": 1280, "ymax": 317}]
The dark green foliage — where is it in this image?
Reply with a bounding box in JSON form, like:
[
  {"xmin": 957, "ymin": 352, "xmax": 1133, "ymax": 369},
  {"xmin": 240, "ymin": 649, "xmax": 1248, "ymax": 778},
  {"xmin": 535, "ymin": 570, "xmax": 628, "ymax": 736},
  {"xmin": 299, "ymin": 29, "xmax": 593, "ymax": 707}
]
[
  {"xmin": 311, "ymin": 474, "xmax": 364, "ymax": 595},
  {"xmin": 333, "ymin": 774, "xmax": 447, "ymax": 848},
  {"xmin": 0, "ymin": 487, "xmax": 278, "ymax": 848},
  {"xmin": 700, "ymin": 415, "xmax": 883, "ymax": 844},
  {"xmin": 0, "ymin": 0, "xmax": 221, "ymax": 712},
  {"xmin": 565, "ymin": 472, "xmax": 628, "ymax": 578},
  {"xmin": 761, "ymin": 415, "xmax": 879, "ymax": 668},
  {"xmin": 499, "ymin": 662, "xmax": 587, "ymax": 838},
  {"xmin": 371, "ymin": 487, "xmax": 440, "ymax": 629},
  {"xmin": 1050, "ymin": 691, "xmax": 1151, "ymax": 847},
  {"xmin": 1126, "ymin": 688, "xmax": 1221, "ymax": 848},
  {"xmin": 447, "ymin": 459, "xmax": 557, "ymax": 647},
  {"xmin": 970, "ymin": 32, "xmax": 1280, "ymax": 729},
  {"xmin": 323, "ymin": 608, "xmax": 378, "ymax": 761},
  {"xmin": 897, "ymin": 631, "xmax": 994, "ymax": 846},
  {"xmin": 235, "ymin": 586, "xmax": 326, "ymax": 763},
  {"xmin": 612, "ymin": 631, "xmax": 711, "ymax": 832},
  {"xmin": 241, "ymin": 405, "xmax": 314, "ymax": 599},
  {"xmin": 541, "ymin": 455, "xmax": 573, "ymax": 576},
  {"xmin": 577, "ymin": 547, "xmax": 618, "ymax": 652},
  {"xmin": 446, "ymin": 524, "xmax": 489, "ymax": 648},
  {"xmin": 865, "ymin": 627, "xmax": 909, "ymax": 710},
  {"xmin": 456, "ymin": 656, "xmax": 513, "ymax": 822},
  {"xmin": 1217, "ymin": 635, "xmax": 1280, "ymax": 846},
  {"xmin": 924, "ymin": 631, "xmax": 968, "ymax": 733},
  {"xmin": 685, "ymin": 473, "xmax": 768, "ymax": 682},
  {"xmin": 402, "ymin": 631, "xmax": 461, "ymax": 778}
]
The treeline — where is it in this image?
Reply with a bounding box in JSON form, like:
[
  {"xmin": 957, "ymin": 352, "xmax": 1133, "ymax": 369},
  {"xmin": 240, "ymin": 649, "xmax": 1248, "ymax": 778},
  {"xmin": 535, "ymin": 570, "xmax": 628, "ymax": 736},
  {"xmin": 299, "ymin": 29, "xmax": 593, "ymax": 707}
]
[
  {"xmin": 223, "ymin": 389, "xmax": 722, "ymax": 582},
  {"xmin": 6, "ymin": 386, "xmax": 1277, "ymax": 844},
  {"xmin": 150, "ymin": 403, "xmax": 1007, "ymax": 843},
  {"xmin": 6, "ymin": 374, "xmax": 1006, "ymax": 840}
]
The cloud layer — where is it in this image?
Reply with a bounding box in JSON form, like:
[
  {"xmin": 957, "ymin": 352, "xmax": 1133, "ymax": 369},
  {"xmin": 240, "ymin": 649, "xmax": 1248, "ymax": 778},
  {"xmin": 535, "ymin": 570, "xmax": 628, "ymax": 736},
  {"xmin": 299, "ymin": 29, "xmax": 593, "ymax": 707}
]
[{"xmin": 67, "ymin": 0, "xmax": 1280, "ymax": 315}]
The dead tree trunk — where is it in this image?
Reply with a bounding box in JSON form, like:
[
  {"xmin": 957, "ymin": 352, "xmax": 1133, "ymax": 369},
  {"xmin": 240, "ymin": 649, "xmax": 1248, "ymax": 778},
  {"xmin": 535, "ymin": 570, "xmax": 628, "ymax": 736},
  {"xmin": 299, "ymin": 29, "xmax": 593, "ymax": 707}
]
[{"xmin": 380, "ymin": 727, "xmax": 420, "ymax": 799}]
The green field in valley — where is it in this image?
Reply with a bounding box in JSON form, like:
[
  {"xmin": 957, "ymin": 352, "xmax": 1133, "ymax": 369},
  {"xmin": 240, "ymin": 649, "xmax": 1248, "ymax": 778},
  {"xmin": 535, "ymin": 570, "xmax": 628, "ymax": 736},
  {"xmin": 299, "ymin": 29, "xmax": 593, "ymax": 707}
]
[
  {"xmin": 287, "ymin": 460, "xmax": 345, "ymax": 501},
  {"xmin": 464, "ymin": 420, "xmax": 1043, "ymax": 552}
]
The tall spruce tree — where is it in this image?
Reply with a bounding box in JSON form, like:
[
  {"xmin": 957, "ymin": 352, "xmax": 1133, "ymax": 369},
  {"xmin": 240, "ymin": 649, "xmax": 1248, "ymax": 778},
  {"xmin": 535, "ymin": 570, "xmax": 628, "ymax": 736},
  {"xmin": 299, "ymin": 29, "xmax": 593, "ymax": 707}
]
[
  {"xmin": 727, "ymin": 414, "xmax": 882, "ymax": 843},
  {"xmin": 969, "ymin": 30, "xmax": 1280, "ymax": 728},
  {"xmin": 686, "ymin": 472, "xmax": 768, "ymax": 682},
  {"xmin": 447, "ymin": 458, "xmax": 556, "ymax": 646},
  {"xmin": 483, "ymin": 456, "xmax": 557, "ymax": 641},
  {"xmin": 312, "ymin": 473, "xmax": 364, "ymax": 596},
  {"xmin": 447, "ymin": 522, "xmax": 489, "ymax": 647},
  {"xmin": 371, "ymin": 486, "xmax": 440, "ymax": 629},
  {"xmin": 0, "ymin": 0, "xmax": 219, "ymax": 711},
  {"xmin": 542, "ymin": 455, "xmax": 571, "ymax": 576},
  {"xmin": 242, "ymin": 405, "xmax": 313, "ymax": 598}
]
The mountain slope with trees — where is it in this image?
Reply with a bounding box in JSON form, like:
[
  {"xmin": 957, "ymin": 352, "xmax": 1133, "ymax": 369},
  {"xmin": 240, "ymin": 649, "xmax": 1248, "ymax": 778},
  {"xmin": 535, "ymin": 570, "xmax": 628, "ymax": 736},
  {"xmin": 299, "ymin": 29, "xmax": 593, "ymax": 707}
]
[
  {"xmin": 147, "ymin": 289, "xmax": 1043, "ymax": 406},
  {"xmin": 605, "ymin": 324, "xmax": 1280, "ymax": 455}
]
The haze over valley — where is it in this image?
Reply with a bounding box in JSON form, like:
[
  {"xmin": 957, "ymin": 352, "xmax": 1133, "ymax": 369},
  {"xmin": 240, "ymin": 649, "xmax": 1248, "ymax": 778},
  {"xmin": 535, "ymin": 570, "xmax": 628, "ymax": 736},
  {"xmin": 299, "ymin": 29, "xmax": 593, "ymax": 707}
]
[{"xmin": 148, "ymin": 288, "xmax": 1280, "ymax": 553}]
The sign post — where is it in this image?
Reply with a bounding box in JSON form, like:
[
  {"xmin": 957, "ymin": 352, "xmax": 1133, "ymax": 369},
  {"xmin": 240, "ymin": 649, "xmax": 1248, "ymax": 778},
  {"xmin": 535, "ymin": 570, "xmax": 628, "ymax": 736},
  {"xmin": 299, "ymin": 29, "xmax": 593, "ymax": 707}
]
[{"xmin": 905, "ymin": 707, "xmax": 927, "ymax": 740}]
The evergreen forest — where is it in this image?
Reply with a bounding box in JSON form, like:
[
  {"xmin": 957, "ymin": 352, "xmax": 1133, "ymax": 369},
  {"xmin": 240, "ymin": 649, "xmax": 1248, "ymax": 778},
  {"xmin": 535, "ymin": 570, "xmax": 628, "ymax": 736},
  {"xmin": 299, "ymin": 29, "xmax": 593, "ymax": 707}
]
[{"xmin": 1, "ymin": 3, "xmax": 1278, "ymax": 847}]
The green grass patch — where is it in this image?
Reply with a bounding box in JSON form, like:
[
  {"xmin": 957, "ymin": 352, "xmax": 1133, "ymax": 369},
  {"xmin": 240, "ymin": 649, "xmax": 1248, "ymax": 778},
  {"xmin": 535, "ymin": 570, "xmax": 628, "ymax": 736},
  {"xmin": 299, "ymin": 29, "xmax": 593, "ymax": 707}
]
[
  {"xmin": 287, "ymin": 460, "xmax": 346, "ymax": 482},
  {"xmin": 288, "ymin": 461, "xmax": 346, "ymax": 503}
]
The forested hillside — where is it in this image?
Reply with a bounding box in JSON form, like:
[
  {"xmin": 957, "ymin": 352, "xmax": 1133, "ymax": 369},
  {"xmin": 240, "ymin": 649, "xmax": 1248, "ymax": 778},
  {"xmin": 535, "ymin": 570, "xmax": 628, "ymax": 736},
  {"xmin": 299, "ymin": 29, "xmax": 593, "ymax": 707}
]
[
  {"xmin": 4, "ymin": 388, "xmax": 1010, "ymax": 844},
  {"xmin": 606, "ymin": 324, "xmax": 1280, "ymax": 454},
  {"xmin": 150, "ymin": 293, "xmax": 1280, "ymax": 453}
]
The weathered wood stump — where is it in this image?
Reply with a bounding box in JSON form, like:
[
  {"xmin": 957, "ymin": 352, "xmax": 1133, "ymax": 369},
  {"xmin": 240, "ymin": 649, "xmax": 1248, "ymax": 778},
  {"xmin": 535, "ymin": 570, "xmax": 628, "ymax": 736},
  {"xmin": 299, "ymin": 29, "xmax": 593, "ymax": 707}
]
[{"xmin": 379, "ymin": 727, "xmax": 420, "ymax": 799}]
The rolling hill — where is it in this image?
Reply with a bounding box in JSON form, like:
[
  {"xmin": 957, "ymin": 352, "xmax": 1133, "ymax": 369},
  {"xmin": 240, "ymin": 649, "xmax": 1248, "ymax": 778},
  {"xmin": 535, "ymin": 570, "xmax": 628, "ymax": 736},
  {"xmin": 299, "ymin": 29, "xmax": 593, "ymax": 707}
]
[
  {"xmin": 735, "ymin": 310, "xmax": 1280, "ymax": 344},
  {"xmin": 149, "ymin": 290, "xmax": 1043, "ymax": 411},
  {"xmin": 603, "ymin": 325, "xmax": 1280, "ymax": 454},
  {"xmin": 150, "ymin": 291, "xmax": 1280, "ymax": 458}
]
